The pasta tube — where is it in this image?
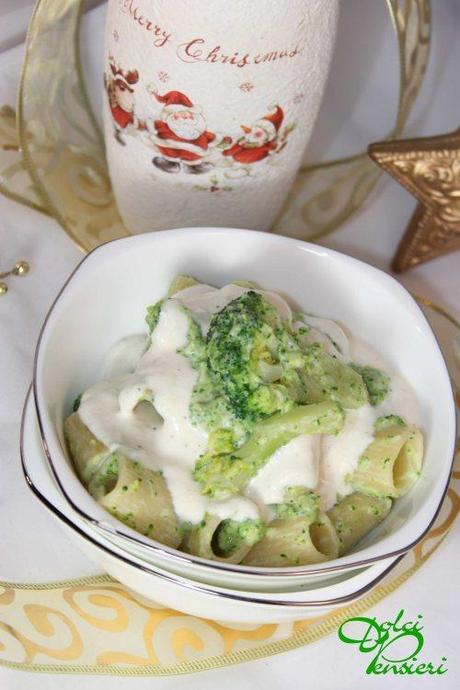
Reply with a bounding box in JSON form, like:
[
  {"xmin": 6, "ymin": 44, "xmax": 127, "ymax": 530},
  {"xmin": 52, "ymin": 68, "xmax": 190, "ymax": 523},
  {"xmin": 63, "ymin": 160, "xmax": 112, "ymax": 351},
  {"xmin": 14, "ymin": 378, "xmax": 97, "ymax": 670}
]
[
  {"xmin": 64, "ymin": 412, "xmax": 109, "ymax": 484},
  {"xmin": 183, "ymin": 514, "xmax": 265, "ymax": 563},
  {"xmin": 351, "ymin": 425, "xmax": 423, "ymax": 498},
  {"xmin": 90, "ymin": 454, "xmax": 182, "ymax": 548},
  {"xmin": 328, "ymin": 492, "xmax": 392, "ymax": 555},
  {"xmin": 242, "ymin": 513, "xmax": 339, "ymax": 567}
]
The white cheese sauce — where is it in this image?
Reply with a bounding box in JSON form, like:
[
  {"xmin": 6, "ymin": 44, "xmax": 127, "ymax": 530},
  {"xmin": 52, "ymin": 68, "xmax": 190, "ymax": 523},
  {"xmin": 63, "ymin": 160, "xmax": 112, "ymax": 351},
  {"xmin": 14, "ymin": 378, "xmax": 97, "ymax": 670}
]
[
  {"xmin": 174, "ymin": 282, "xmax": 292, "ymax": 334},
  {"xmin": 101, "ymin": 334, "xmax": 148, "ymax": 379},
  {"xmin": 351, "ymin": 338, "xmax": 421, "ymax": 428},
  {"xmin": 296, "ymin": 314, "xmax": 350, "ymax": 360},
  {"xmin": 246, "ymin": 434, "xmax": 320, "ymax": 506},
  {"xmin": 78, "ymin": 283, "xmax": 420, "ymax": 524},
  {"xmin": 78, "ymin": 295, "xmax": 261, "ymax": 524},
  {"xmin": 318, "ymin": 405, "xmax": 376, "ymax": 511}
]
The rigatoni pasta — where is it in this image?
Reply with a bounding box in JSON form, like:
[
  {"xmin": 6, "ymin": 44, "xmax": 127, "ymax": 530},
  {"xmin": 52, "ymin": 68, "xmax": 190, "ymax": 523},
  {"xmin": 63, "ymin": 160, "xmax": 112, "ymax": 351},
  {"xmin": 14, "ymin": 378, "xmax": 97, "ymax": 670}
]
[
  {"xmin": 183, "ymin": 514, "xmax": 264, "ymax": 563},
  {"xmin": 328, "ymin": 492, "xmax": 392, "ymax": 555},
  {"xmin": 94, "ymin": 454, "xmax": 182, "ymax": 547},
  {"xmin": 351, "ymin": 425, "xmax": 424, "ymax": 499},
  {"xmin": 243, "ymin": 514, "xmax": 339, "ymax": 567},
  {"xmin": 64, "ymin": 412, "xmax": 109, "ymax": 484},
  {"xmin": 65, "ymin": 275, "xmax": 424, "ymax": 565}
]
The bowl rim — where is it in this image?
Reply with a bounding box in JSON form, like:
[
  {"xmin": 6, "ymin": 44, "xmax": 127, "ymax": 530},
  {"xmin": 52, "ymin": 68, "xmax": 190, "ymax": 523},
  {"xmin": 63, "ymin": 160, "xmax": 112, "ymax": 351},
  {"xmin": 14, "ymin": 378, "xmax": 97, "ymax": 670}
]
[
  {"xmin": 21, "ymin": 387, "xmax": 405, "ymax": 608},
  {"xmin": 33, "ymin": 226, "xmax": 457, "ymax": 578}
]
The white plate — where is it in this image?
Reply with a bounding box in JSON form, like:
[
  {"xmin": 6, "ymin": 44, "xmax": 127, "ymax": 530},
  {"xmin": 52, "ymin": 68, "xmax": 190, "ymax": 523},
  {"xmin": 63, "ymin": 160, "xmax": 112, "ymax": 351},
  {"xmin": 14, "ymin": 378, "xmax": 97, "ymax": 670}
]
[
  {"xmin": 22, "ymin": 389, "xmax": 403, "ymax": 623},
  {"xmin": 33, "ymin": 228, "xmax": 456, "ymax": 590}
]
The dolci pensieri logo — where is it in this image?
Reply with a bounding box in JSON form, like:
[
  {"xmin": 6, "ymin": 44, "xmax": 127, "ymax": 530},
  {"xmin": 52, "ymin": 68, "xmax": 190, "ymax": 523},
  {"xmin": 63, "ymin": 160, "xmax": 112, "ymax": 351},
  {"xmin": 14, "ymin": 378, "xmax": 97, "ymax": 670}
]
[{"xmin": 338, "ymin": 609, "xmax": 448, "ymax": 676}]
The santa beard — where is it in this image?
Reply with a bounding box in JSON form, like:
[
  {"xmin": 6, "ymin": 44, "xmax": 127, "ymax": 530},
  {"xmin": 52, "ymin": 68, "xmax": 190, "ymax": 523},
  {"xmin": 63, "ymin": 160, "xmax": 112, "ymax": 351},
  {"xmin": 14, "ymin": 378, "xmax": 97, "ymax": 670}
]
[
  {"xmin": 244, "ymin": 126, "xmax": 271, "ymax": 146},
  {"xmin": 166, "ymin": 111, "xmax": 206, "ymax": 141}
]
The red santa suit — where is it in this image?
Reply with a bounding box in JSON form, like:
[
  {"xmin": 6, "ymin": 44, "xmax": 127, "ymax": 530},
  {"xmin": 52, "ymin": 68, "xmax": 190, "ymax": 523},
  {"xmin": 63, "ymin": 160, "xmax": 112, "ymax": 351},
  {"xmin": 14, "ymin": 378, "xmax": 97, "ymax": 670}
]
[
  {"xmin": 154, "ymin": 120, "xmax": 215, "ymax": 162},
  {"xmin": 152, "ymin": 91, "xmax": 216, "ymax": 163},
  {"xmin": 107, "ymin": 64, "xmax": 143, "ymax": 130},
  {"xmin": 110, "ymin": 104, "xmax": 135, "ymax": 129},
  {"xmin": 223, "ymin": 106, "xmax": 284, "ymax": 164}
]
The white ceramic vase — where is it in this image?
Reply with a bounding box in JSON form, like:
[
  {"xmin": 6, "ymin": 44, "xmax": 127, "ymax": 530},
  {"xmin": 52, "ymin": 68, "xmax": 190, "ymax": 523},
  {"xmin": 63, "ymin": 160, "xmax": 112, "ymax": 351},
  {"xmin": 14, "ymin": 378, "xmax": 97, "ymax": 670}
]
[{"xmin": 103, "ymin": 0, "xmax": 339, "ymax": 232}]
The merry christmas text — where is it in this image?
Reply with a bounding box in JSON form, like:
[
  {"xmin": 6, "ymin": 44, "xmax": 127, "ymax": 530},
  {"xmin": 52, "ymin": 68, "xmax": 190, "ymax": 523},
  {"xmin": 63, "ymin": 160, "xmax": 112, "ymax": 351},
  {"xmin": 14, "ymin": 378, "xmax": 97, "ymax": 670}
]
[
  {"xmin": 176, "ymin": 39, "xmax": 301, "ymax": 68},
  {"xmin": 118, "ymin": 1, "xmax": 301, "ymax": 68}
]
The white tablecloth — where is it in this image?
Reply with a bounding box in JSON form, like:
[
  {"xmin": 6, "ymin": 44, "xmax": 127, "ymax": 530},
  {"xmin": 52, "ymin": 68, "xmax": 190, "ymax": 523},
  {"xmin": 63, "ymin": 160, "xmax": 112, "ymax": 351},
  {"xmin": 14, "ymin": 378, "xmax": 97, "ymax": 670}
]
[{"xmin": 0, "ymin": 1, "xmax": 459, "ymax": 688}]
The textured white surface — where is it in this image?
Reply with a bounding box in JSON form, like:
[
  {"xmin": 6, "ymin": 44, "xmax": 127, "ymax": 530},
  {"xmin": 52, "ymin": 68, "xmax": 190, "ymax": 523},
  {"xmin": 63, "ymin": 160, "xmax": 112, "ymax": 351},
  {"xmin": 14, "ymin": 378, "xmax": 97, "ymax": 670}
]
[
  {"xmin": 103, "ymin": 0, "xmax": 338, "ymax": 232},
  {"xmin": 0, "ymin": 0, "xmax": 459, "ymax": 687}
]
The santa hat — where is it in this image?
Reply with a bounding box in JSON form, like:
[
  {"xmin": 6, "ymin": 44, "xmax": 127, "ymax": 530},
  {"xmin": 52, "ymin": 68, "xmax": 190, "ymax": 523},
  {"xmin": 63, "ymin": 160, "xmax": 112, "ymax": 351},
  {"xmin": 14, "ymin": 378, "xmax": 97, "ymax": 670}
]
[
  {"xmin": 154, "ymin": 90, "xmax": 201, "ymax": 114},
  {"xmin": 256, "ymin": 106, "xmax": 284, "ymax": 139},
  {"xmin": 109, "ymin": 56, "xmax": 138, "ymax": 91}
]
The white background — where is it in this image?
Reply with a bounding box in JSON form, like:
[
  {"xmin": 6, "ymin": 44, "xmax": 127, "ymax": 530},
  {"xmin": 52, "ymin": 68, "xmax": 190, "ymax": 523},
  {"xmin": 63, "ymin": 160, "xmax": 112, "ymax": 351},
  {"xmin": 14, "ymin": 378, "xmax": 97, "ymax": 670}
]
[{"xmin": 0, "ymin": 1, "xmax": 459, "ymax": 688}]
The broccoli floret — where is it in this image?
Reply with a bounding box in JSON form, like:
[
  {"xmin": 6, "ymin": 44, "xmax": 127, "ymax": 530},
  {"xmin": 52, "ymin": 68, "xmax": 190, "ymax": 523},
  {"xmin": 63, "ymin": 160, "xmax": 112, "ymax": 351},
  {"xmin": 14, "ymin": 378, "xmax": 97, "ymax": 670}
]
[
  {"xmin": 178, "ymin": 307, "xmax": 207, "ymax": 365},
  {"xmin": 273, "ymin": 487, "xmax": 320, "ymax": 521},
  {"xmin": 212, "ymin": 518, "xmax": 266, "ymax": 557},
  {"xmin": 374, "ymin": 414, "xmax": 406, "ymax": 431},
  {"xmin": 302, "ymin": 343, "xmax": 368, "ymax": 409},
  {"xmin": 193, "ymin": 401, "xmax": 344, "ymax": 499},
  {"xmin": 207, "ymin": 292, "xmax": 368, "ymax": 423},
  {"xmin": 206, "ymin": 291, "xmax": 305, "ymax": 423},
  {"xmin": 72, "ymin": 393, "xmax": 82, "ymax": 412},
  {"xmin": 178, "ymin": 305, "xmax": 247, "ymax": 446},
  {"xmin": 351, "ymin": 364, "xmax": 390, "ymax": 406},
  {"xmin": 145, "ymin": 299, "xmax": 164, "ymax": 333}
]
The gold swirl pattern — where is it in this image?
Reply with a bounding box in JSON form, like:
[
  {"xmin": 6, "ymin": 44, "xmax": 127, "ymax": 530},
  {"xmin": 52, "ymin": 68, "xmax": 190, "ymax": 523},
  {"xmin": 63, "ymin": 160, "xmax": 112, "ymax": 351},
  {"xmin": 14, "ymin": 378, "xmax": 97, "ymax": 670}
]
[
  {"xmin": 17, "ymin": 0, "xmax": 127, "ymax": 252},
  {"xmin": 0, "ymin": 105, "xmax": 46, "ymax": 214},
  {"xmin": 0, "ymin": 0, "xmax": 456, "ymax": 675},
  {"xmin": 0, "ymin": 298, "xmax": 458, "ymax": 675},
  {"xmin": 0, "ymin": 604, "xmax": 83, "ymax": 664}
]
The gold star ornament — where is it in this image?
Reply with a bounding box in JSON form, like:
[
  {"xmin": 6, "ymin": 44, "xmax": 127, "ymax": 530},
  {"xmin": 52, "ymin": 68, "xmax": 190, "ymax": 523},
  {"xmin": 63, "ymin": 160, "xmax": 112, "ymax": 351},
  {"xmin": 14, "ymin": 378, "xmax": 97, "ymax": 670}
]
[{"xmin": 368, "ymin": 129, "xmax": 460, "ymax": 272}]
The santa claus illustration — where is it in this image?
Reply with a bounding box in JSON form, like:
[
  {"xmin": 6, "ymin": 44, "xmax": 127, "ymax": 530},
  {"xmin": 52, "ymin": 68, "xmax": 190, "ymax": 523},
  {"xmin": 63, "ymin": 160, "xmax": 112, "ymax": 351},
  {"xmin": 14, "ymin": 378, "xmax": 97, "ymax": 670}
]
[
  {"xmin": 106, "ymin": 57, "xmax": 144, "ymax": 145},
  {"xmin": 223, "ymin": 106, "xmax": 284, "ymax": 164},
  {"xmin": 150, "ymin": 91, "xmax": 217, "ymax": 174}
]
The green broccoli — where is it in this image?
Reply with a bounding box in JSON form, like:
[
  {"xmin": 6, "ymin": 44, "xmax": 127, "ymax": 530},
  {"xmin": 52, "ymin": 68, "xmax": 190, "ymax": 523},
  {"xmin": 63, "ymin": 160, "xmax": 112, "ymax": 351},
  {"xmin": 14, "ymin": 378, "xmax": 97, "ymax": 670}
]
[
  {"xmin": 146, "ymin": 276, "xmax": 199, "ymax": 333},
  {"xmin": 212, "ymin": 518, "xmax": 266, "ymax": 557},
  {"xmin": 206, "ymin": 291, "xmax": 307, "ymax": 423},
  {"xmin": 179, "ymin": 305, "xmax": 248, "ymax": 447},
  {"xmin": 351, "ymin": 364, "xmax": 390, "ymax": 406},
  {"xmin": 206, "ymin": 292, "xmax": 368, "ymax": 424},
  {"xmin": 273, "ymin": 487, "xmax": 320, "ymax": 521},
  {"xmin": 178, "ymin": 307, "xmax": 207, "ymax": 366},
  {"xmin": 72, "ymin": 393, "xmax": 82, "ymax": 412},
  {"xmin": 145, "ymin": 299, "xmax": 164, "ymax": 333},
  {"xmin": 207, "ymin": 290, "xmax": 291, "ymax": 421},
  {"xmin": 374, "ymin": 414, "xmax": 406, "ymax": 431},
  {"xmin": 301, "ymin": 343, "xmax": 368, "ymax": 409},
  {"xmin": 193, "ymin": 401, "xmax": 344, "ymax": 499}
]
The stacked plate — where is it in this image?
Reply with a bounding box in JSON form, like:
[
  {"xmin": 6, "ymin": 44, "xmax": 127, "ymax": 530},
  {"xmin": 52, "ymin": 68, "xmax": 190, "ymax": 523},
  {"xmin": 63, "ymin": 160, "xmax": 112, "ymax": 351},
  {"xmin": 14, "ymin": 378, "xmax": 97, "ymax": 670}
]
[{"xmin": 24, "ymin": 228, "xmax": 456, "ymax": 624}]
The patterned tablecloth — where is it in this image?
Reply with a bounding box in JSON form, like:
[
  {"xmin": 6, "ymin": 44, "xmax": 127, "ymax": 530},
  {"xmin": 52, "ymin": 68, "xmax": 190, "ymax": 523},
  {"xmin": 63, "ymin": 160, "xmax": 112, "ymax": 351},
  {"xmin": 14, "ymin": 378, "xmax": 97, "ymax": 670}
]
[{"xmin": 0, "ymin": 1, "xmax": 459, "ymax": 688}]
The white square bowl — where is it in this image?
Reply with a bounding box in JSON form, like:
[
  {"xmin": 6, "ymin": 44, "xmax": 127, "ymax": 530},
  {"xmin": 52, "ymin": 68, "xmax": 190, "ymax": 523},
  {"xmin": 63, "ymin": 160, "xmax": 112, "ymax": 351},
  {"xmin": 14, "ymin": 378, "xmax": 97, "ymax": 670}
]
[
  {"xmin": 33, "ymin": 227, "xmax": 456, "ymax": 589},
  {"xmin": 22, "ymin": 389, "xmax": 402, "ymax": 624}
]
